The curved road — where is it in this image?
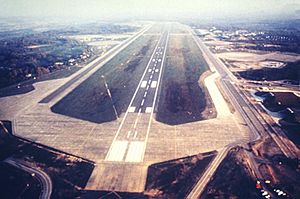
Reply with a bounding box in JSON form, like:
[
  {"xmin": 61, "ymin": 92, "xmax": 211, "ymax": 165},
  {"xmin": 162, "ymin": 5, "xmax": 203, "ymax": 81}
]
[{"xmin": 4, "ymin": 158, "xmax": 52, "ymax": 199}]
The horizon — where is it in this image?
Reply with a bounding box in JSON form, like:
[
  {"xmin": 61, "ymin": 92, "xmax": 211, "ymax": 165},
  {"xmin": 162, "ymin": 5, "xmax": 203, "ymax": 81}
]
[{"xmin": 0, "ymin": 0, "xmax": 299, "ymax": 22}]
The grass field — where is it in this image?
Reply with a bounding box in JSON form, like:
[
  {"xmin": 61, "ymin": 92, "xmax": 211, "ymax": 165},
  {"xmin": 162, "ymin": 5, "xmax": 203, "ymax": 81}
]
[
  {"xmin": 51, "ymin": 34, "xmax": 159, "ymax": 123},
  {"xmin": 156, "ymin": 34, "xmax": 211, "ymax": 125}
]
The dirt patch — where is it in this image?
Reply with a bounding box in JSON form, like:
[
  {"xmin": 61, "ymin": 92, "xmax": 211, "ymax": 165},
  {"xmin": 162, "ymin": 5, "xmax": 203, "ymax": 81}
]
[
  {"xmin": 144, "ymin": 151, "xmax": 216, "ymax": 199},
  {"xmin": 217, "ymin": 51, "xmax": 300, "ymax": 63},
  {"xmin": 237, "ymin": 61, "xmax": 300, "ymax": 83},
  {"xmin": 201, "ymin": 147, "xmax": 260, "ymax": 199},
  {"xmin": 124, "ymin": 44, "xmax": 150, "ymax": 72},
  {"xmin": 251, "ymin": 137, "xmax": 300, "ymax": 198}
]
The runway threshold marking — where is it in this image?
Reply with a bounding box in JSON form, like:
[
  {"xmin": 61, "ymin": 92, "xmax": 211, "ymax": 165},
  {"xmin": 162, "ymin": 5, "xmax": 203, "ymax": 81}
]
[
  {"xmin": 128, "ymin": 106, "xmax": 136, "ymax": 113},
  {"xmin": 125, "ymin": 141, "xmax": 145, "ymax": 162},
  {"xmin": 106, "ymin": 141, "xmax": 128, "ymax": 161},
  {"xmin": 141, "ymin": 81, "xmax": 147, "ymax": 88},
  {"xmin": 145, "ymin": 107, "xmax": 152, "ymax": 113},
  {"xmin": 151, "ymin": 81, "xmax": 157, "ymax": 88}
]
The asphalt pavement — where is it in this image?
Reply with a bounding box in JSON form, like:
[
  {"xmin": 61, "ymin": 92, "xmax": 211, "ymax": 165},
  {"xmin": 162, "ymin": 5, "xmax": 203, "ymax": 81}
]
[{"xmin": 105, "ymin": 26, "xmax": 170, "ymax": 163}]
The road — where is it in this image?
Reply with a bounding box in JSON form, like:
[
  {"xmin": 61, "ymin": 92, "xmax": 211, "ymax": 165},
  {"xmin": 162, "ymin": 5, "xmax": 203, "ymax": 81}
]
[
  {"xmin": 4, "ymin": 158, "xmax": 52, "ymax": 199},
  {"xmin": 105, "ymin": 25, "xmax": 170, "ymax": 163},
  {"xmin": 186, "ymin": 146, "xmax": 230, "ymax": 199}
]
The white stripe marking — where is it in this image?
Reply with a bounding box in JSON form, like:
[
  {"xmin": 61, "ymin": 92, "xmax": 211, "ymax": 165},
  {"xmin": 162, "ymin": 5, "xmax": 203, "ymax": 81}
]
[
  {"xmin": 141, "ymin": 99, "xmax": 145, "ymax": 106},
  {"xmin": 141, "ymin": 81, "xmax": 147, "ymax": 88},
  {"xmin": 106, "ymin": 141, "xmax": 128, "ymax": 161},
  {"xmin": 145, "ymin": 107, "xmax": 152, "ymax": 113},
  {"xmin": 151, "ymin": 81, "xmax": 157, "ymax": 88},
  {"xmin": 127, "ymin": 131, "xmax": 131, "ymax": 138},
  {"xmin": 125, "ymin": 141, "xmax": 145, "ymax": 162},
  {"xmin": 128, "ymin": 106, "xmax": 136, "ymax": 113}
]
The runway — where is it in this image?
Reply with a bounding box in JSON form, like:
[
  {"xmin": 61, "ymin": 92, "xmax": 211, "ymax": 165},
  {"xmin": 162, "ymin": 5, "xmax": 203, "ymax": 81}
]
[{"xmin": 105, "ymin": 26, "xmax": 170, "ymax": 163}]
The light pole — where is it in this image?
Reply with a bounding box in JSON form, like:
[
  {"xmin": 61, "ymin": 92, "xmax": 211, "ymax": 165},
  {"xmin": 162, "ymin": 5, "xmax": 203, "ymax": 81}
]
[{"xmin": 101, "ymin": 75, "xmax": 119, "ymax": 120}]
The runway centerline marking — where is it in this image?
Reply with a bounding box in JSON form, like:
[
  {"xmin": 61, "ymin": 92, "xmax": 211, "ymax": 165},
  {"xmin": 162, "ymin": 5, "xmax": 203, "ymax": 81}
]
[
  {"xmin": 141, "ymin": 29, "xmax": 170, "ymax": 162},
  {"xmin": 127, "ymin": 131, "xmax": 131, "ymax": 139},
  {"xmin": 141, "ymin": 99, "xmax": 145, "ymax": 106}
]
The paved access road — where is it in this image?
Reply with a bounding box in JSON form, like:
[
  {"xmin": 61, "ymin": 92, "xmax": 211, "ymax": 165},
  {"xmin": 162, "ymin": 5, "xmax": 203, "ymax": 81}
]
[
  {"xmin": 5, "ymin": 158, "xmax": 52, "ymax": 199},
  {"xmin": 105, "ymin": 25, "xmax": 170, "ymax": 163}
]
